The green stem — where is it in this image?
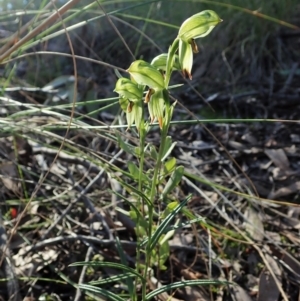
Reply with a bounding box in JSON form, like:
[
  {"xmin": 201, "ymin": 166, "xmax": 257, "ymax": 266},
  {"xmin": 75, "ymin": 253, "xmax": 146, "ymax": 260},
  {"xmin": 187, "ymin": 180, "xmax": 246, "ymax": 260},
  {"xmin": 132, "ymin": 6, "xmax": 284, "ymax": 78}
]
[
  {"xmin": 136, "ymin": 118, "xmax": 147, "ymax": 301},
  {"xmin": 164, "ymin": 38, "xmax": 179, "ymax": 87},
  {"xmin": 140, "ymin": 35, "xmax": 177, "ymax": 300},
  {"xmin": 141, "ymin": 90, "xmax": 172, "ymax": 301}
]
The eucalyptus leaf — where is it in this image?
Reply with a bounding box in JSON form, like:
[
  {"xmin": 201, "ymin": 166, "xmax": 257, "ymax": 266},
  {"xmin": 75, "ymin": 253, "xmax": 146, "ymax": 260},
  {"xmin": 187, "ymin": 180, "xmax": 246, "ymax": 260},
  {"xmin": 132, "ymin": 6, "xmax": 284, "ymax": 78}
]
[{"xmin": 244, "ymin": 207, "xmax": 264, "ymax": 242}]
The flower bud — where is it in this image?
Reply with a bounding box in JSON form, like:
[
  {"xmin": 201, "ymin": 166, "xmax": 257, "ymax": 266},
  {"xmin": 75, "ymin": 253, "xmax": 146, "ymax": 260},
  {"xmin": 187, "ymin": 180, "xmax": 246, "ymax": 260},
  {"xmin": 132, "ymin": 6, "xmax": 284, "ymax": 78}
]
[
  {"xmin": 127, "ymin": 60, "xmax": 165, "ymax": 90},
  {"xmin": 114, "ymin": 78, "xmax": 143, "ymax": 101},
  {"xmin": 178, "ymin": 10, "xmax": 222, "ymax": 42}
]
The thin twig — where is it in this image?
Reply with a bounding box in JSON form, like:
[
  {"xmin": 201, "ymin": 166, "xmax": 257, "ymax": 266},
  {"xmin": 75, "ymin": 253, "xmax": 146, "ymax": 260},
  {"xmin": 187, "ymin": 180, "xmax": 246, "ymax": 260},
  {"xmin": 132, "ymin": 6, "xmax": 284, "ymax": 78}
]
[{"xmin": 74, "ymin": 246, "xmax": 93, "ymax": 301}]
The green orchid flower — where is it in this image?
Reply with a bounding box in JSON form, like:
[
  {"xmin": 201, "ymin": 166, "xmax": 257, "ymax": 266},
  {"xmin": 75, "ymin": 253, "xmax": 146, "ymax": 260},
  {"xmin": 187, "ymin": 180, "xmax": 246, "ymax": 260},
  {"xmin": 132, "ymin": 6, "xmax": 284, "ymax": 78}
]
[
  {"xmin": 127, "ymin": 60, "xmax": 165, "ymax": 90},
  {"xmin": 177, "ymin": 10, "xmax": 222, "ymax": 79},
  {"xmin": 114, "ymin": 77, "xmax": 145, "ymax": 131},
  {"xmin": 151, "ymin": 53, "xmax": 181, "ymax": 72},
  {"xmin": 114, "ymin": 78, "xmax": 143, "ymax": 102},
  {"xmin": 178, "ymin": 10, "xmax": 222, "ymax": 41},
  {"xmin": 148, "ymin": 90, "xmax": 165, "ymax": 129}
]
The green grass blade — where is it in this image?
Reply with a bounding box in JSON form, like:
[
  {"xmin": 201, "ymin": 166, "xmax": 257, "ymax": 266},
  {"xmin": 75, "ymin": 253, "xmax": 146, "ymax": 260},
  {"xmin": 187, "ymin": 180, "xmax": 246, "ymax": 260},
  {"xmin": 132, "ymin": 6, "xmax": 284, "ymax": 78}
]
[
  {"xmin": 115, "ymin": 179, "xmax": 153, "ymax": 207},
  {"xmin": 146, "ymin": 279, "xmax": 229, "ymax": 300},
  {"xmin": 88, "ymin": 272, "xmax": 135, "ymax": 285},
  {"xmin": 115, "ymin": 236, "xmax": 135, "ymax": 298},
  {"xmin": 77, "ymin": 284, "xmax": 126, "ymax": 301},
  {"xmin": 147, "ymin": 195, "xmax": 191, "ymax": 250},
  {"xmin": 70, "ymin": 261, "xmax": 144, "ymax": 281}
]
